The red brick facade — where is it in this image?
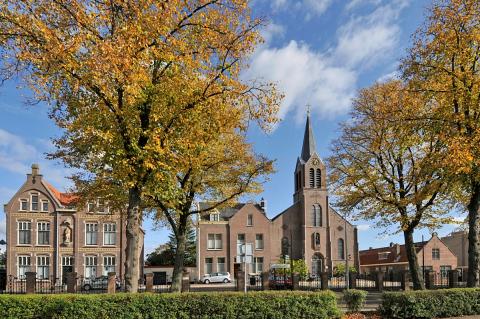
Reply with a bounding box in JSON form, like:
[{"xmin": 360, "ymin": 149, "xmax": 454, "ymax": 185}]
[
  {"xmin": 196, "ymin": 116, "xmax": 359, "ymax": 279},
  {"xmin": 3, "ymin": 164, "xmax": 144, "ymax": 281}
]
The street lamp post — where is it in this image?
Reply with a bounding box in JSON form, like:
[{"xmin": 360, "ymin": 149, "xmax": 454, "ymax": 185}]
[{"xmin": 344, "ymin": 213, "xmax": 349, "ymax": 290}]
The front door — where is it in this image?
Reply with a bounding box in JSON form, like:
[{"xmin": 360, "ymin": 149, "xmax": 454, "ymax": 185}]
[{"xmin": 62, "ymin": 266, "xmax": 73, "ymax": 284}]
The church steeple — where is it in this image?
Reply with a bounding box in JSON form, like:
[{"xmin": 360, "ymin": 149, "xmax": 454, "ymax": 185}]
[{"xmin": 300, "ymin": 110, "xmax": 317, "ymax": 162}]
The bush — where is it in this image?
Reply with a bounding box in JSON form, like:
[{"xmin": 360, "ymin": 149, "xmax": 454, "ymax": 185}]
[
  {"xmin": 380, "ymin": 288, "xmax": 480, "ymax": 319},
  {"xmin": 0, "ymin": 291, "xmax": 341, "ymax": 319},
  {"xmin": 343, "ymin": 289, "xmax": 367, "ymax": 313}
]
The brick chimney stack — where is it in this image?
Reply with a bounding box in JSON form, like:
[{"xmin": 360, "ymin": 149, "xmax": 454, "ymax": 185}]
[{"xmin": 31, "ymin": 163, "xmax": 39, "ymax": 176}]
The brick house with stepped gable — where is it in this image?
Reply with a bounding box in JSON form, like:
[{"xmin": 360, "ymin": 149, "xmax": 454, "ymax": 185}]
[
  {"xmin": 3, "ymin": 164, "xmax": 144, "ymax": 281},
  {"xmin": 196, "ymin": 114, "xmax": 359, "ymax": 280}
]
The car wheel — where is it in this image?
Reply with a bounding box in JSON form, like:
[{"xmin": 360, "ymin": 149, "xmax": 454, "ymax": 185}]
[
  {"xmin": 83, "ymin": 284, "xmax": 91, "ymax": 291},
  {"xmin": 204, "ymin": 279, "xmax": 210, "ymax": 284},
  {"xmin": 223, "ymin": 278, "xmax": 229, "ymax": 283}
]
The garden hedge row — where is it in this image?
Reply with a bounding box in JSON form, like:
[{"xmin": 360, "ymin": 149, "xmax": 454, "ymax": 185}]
[
  {"xmin": 0, "ymin": 291, "xmax": 341, "ymax": 319},
  {"xmin": 380, "ymin": 288, "xmax": 480, "ymax": 319}
]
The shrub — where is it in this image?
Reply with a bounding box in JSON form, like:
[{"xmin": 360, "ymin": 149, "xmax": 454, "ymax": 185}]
[
  {"xmin": 0, "ymin": 291, "xmax": 341, "ymax": 319},
  {"xmin": 343, "ymin": 289, "xmax": 367, "ymax": 313},
  {"xmin": 380, "ymin": 288, "xmax": 480, "ymax": 319}
]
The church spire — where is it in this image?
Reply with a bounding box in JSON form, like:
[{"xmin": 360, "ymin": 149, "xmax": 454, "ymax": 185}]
[{"xmin": 300, "ymin": 107, "xmax": 317, "ymax": 162}]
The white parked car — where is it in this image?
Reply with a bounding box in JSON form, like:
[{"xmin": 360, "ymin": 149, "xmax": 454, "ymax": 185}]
[{"xmin": 200, "ymin": 272, "xmax": 231, "ymax": 284}]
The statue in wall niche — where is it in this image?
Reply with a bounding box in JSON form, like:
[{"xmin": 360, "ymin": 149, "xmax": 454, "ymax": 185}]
[
  {"xmin": 63, "ymin": 226, "xmax": 72, "ymax": 245},
  {"xmin": 61, "ymin": 217, "xmax": 73, "ymax": 246}
]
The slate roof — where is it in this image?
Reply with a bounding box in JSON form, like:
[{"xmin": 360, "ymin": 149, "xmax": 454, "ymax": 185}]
[{"xmin": 300, "ymin": 113, "xmax": 317, "ymax": 162}]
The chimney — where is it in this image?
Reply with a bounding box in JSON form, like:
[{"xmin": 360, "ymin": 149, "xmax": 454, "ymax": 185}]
[
  {"xmin": 395, "ymin": 244, "xmax": 401, "ymax": 255},
  {"xmin": 260, "ymin": 197, "xmax": 267, "ymax": 214},
  {"xmin": 31, "ymin": 163, "xmax": 40, "ymax": 176},
  {"xmin": 389, "ymin": 242, "xmax": 394, "ymax": 247}
]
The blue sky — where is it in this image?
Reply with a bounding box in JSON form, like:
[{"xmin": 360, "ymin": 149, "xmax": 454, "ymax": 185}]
[{"xmin": 0, "ymin": 0, "xmax": 464, "ymax": 254}]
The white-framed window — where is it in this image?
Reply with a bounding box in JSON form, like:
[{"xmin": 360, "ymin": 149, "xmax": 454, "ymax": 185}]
[
  {"xmin": 97, "ymin": 199, "xmax": 106, "ymax": 213},
  {"xmin": 18, "ymin": 221, "xmax": 31, "ymax": 245},
  {"xmin": 31, "ymin": 193, "xmax": 39, "ymax": 211},
  {"xmin": 85, "ymin": 223, "xmax": 98, "ymax": 245},
  {"xmin": 20, "ymin": 199, "xmax": 28, "ymax": 211},
  {"xmin": 85, "ymin": 256, "xmax": 97, "ymax": 278},
  {"xmin": 247, "ymin": 214, "xmax": 253, "ymax": 226},
  {"xmin": 378, "ymin": 252, "xmax": 390, "ymax": 260},
  {"xmin": 37, "ymin": 221, "xmax": 50, "ymax": 245},
  {"xmin": 37, "ymin": 255, "xmax": 50, "ymax": 279},
  {"xmin": 237, "ymin": 233, "xmax": 245, "ymax": 255},
  {"xmin": 217, "ymin": 257, "xmax": 226, "ymax": 273},
  {"xmin": 255, "ymin": 234, "xmax": 264, "ymax": 250},
  {"xmin": 207, "ymin": 234, "xmax": 222, "ymax": 250},
  {"xmin": 41, "ymin": 200, "xmax": 49, "ymax": 212},
  {"xmin": 103, "ymin": 223, "xmax": 116, "ymax": 245},
  {"xmin": 254, "ymin": 257, "xmax": 264, "ymax": 274},
  {"xmin": 103, "ymin": 256, "xmax": 116, "ymax": 275},
  {"xmin": 18, "ymin": 255, "xmax": 31, "ymax": 277},
  {"xmin": 209, "ymin": 213, "xmax": 219, "ymax": 221},
  {"xmin": 87, "ymin": 201, "xmax": 95, "ymax": 213},
  {"xmin": 205, "ymin": 257, "xmax": 213, "ymax": 275},
  {"xmin": 62, "ymin": 255, "xmax": 74, "ymax": 266}
]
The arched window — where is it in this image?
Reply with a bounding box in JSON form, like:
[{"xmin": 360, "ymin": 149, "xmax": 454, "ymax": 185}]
[
  {"xmin": 309, "ymin": 168, "xmax": 315, "ymax": 188},
  {"xmin": 338, "ymin": 238, "xmax": 345, "ymax": 259},
  {"xmin": 316, "ymin": 169, "xmax": 321, "ymax": 188},
  {"xmin": 312, "ymin": 204, "xmax": 322, "ymax": 227}
]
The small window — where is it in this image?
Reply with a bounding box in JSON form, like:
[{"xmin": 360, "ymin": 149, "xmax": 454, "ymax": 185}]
[
  {"xmin": 41, "ymin": 200, "xmax": 49, "ymax": 212},
  {"xmin": 97, "ymin": 199, "xmax": 106, "ymax": 213},
  {"xmin": 31, "ymin": 194, "xmax": 39, "ymax": 211},
  {"xmin": 432, "ymin": 248, "xmax": 440, "ymax": 260},
  {"xmin": 316, "ymin": 169, "xmax": 321, "ymax": 188},
  {"xmin": 378, "ymin": 252, "xmax": 390, "ymax": 260},
  {"xmin": 247, "ymin": 214, "xmax": 253, "ymax": 226},
  {"xmin": 87, "ymin": 202, "xmax": 95, "ymax": 213},
  {"xmin": 255, "ymin": 234, "xmax": 264, "ymax": 250},
  {"xmin": 20, "ymin": 200, "xmax": 28, "ymax": 211},
  {"xmin": 309, "ymin": 168, "xmax": 315, "ymax": 188},
  {"xmin": 254, "ymin": 257, "xmax": 264, "ymax": 273},
  {"xmin": 209, "ymin": 213, "xmax": 220, "ymax": 221}
]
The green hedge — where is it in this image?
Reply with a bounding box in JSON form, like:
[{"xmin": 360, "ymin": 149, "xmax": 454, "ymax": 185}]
[
  {"xmin": 0, "ymin": 291, "xmax": 341, "ymax": 319},
  {"xmin": 380, "ymin": 288, "xmax": 480, "ymax": 319}
]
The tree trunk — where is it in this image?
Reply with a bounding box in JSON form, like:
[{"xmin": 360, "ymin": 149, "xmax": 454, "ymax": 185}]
[
  {"xmin": 171, "ymin": 220, "xmax": 187, "ymax": 292},
  {"xmin": 467, "ymin": 181, "xmax": 480, "ymax": 287},
  {"xmin": 404, "ymin": 229, "xmax": 425, "ymax": 290},
  {"xmin": 124, "ymin": 186, "xmax": 142, "ymax": 292}
]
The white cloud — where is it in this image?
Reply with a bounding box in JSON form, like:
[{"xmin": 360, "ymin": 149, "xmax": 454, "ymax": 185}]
[
  {"xmin": 345, "ymin": 0, "xmax": 383, "ymax": 11},
  {"xmin": 261, "ymin": 23, "xmax": 285, "ymax": 44},
  {"xmin": 0, "ymin": 129, "xmax": 73, "ymax": 191},
  {"xmin": 356, "ymin": 224, "xmax": 371, "ymax": 231},
  {"xmin": 334, "ymin": 0, "xmax": 409, "ymax": 69},
  {"xmin": 245, "ymin": 40, "xmax": 356, "ymax": 121},
  {"xmin": 245, "ymin": 0, "xmax": 409, "ymax": 122},
  {"xmin": 262, "ymin": 0, "xmax": 332, "ymax": 19}
]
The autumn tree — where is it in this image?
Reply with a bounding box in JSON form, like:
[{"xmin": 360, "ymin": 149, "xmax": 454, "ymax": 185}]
[
  {"xmin": 0, "ymin": 0, "xmax": 280, "ymax": 292},
  {"xmin": 401, "ymin": 0, "xmax": 480, "ymax": 286},
  {"xmin": 146, "ymin": 127, "xmax": 274, "ymax": 291},
  {"xmin": 328, "ymin": 80, "xmax": 452, "ymax": 290}
]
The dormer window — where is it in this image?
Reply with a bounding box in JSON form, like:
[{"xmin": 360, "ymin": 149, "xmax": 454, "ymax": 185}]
[
  {"xmin": 31, "ymin": 193, "xmax": 39, "ymax": 211},
  {"xmin": 87, "ymin": 201, "xmax": 95, "ymax": 213},
  {"xmin": 209, "ymin": 213, "xmax": 220, "ymax": 222},
  {"xmin": 378, "ymin": 252, "xmax": 390, "ymax": 260},
  {"xmin": 20, "ymin": 199, "xmax": 28, "ymax": 211},
  {"xmin": 41, "ymin": 200, "xmax": 49, "ymax": 212},
  {"xmin": 97, "ymin": 199, "xmax": 105, "ymax": 213}
]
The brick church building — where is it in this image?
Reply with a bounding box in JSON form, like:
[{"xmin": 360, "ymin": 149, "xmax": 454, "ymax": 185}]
[{"xmin": 196, "ymin": 114, "xmax": 359, "ymax": 279}]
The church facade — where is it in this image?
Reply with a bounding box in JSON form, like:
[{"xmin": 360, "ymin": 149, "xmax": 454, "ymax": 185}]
[{"xmin": 196, "ymin": 115, "xmax": 359, "ymax": 279}]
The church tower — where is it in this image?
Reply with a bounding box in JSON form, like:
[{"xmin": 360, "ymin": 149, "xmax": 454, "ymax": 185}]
[{"xmin": 293, "ymin": 111, "xmax": 330, "ymax": 274}]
